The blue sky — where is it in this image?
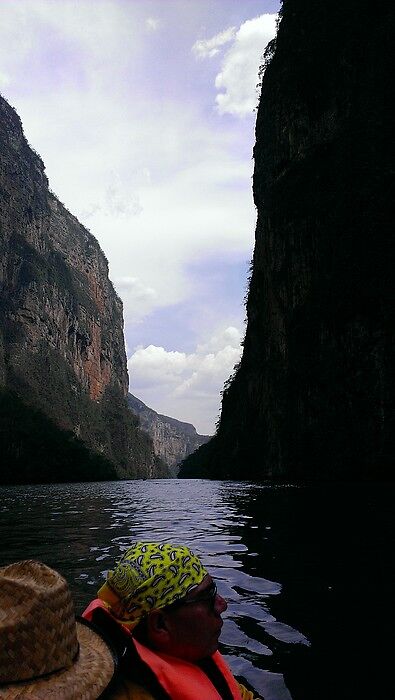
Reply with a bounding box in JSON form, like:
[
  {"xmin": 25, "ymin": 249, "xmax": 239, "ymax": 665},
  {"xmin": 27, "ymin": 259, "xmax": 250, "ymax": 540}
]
[{"xmin": 0, "ymin": 0, "xmax": 280, "ymax": 433}]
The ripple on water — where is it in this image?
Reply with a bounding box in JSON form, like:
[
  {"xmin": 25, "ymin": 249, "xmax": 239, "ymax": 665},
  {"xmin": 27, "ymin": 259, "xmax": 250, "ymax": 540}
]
[
  {"xmin": 0, "ymin": 479, "xmax": 305, "ymax": 699},
  {"xmin": 223, "ymin": 654, "xmax": 293, "ymax": 700},
  {"xmin": 259, "ymin": 621, "xmax": 310, "ymax": 646}
]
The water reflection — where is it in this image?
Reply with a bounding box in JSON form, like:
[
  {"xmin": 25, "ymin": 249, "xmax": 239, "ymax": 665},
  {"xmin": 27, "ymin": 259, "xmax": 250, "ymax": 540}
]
[
  {"xmin": 0, "ymin": 480, "xmax": 297, "ymax": 699},
  {"xmin": 1, "ymin": 479, "xmax": 391, "ymax": 699}
]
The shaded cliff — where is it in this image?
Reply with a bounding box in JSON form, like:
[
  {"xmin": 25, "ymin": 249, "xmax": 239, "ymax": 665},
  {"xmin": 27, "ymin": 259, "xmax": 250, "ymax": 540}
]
[
  {"xmin": 0, "ymin": 94, "xmax": 168, "ymax": 482},
  {"xmin": 180, "ymin": 1, "xmax": 394, "ymax": 480},
  {"xmin": 128, "ymin": 393, "xmax": 210, "ymax": 476}
]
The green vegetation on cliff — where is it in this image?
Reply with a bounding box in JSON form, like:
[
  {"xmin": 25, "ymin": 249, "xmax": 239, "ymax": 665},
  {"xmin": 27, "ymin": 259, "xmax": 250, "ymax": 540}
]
[{"xmin": 0, "ymin": 389, "xmax": 117, "ymax": 483}]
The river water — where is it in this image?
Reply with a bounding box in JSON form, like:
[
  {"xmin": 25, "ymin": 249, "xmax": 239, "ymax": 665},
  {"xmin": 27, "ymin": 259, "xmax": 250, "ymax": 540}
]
[{"xmin": 0, "ymin": 479, "xmax": 392, "ymax": 699}]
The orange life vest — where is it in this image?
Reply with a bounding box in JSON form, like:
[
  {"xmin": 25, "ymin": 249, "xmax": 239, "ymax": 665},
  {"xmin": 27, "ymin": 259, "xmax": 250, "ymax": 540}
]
[{"xmin": 83, "ymin": 599, "xmax": 242, "ymax": 700}]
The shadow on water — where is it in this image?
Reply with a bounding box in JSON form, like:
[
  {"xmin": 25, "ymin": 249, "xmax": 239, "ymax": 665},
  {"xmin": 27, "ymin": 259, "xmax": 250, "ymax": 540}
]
[
  {"xmin": 220, "ymin": 481, "xmax": 394, "ymax": 700},
  {"xmin": 0, "ymin": 479, "xmax": 393, "ymax": 699}
]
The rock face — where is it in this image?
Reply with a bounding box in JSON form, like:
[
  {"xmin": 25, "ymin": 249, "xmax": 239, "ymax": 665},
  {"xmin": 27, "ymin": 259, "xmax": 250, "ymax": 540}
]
[
  {"xmin": 0, "ymin": 94, "xmax": 168, "ymax": 482},
  {"xmin": 128, "ymin": 393, "xmax": 210, "ymax": 476},
  {"xmin": 180, "ymin": 0, "xmax": 394, "ymax": 480}
]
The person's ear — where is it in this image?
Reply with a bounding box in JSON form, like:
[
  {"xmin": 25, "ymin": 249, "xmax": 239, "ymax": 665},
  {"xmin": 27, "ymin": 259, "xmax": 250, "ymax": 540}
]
[{"xmin": 147, "ymin": 610, "xmax": 170, "ymax": 645}]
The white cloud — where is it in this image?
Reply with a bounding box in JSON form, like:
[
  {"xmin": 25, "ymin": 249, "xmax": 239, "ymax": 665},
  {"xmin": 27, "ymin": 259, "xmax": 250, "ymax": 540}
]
[
  {"xmin": 81, "ymin": 181, "xmax": 142, "ymax": 220},
  {"xmin": 114, "ymin": 276, "xmax": 157, "ymax": 303},
  {"xmin": 48, "ymin": 99, "xmax": 255, "ymax": 324},
  {"xmin": 146, "ymin": 17, "xmax": 160, "ymax": 32},
  {"xmin": 104, "ymin": 182, "xmax": 143, "ymax": 218},
  {"xmin": 130, "ymin": 345, "xmax": 188, "ymax": 382},
  {"xmin": 0, "ymin": 1, "xmax": 141, "ymax": 84},
  {"xmin": 128, "ymin": 326, "xmax": 242, "ymax": 434},
  {"xmin": 0, "ymin": 71, "xmax": 10, "ymax": 87},
  {"xmin": 174, "ymin": 345, "xmax": 240, "ymax": 398},
  {"xmin": 215, "ymin": 14, "xmax": 277, "ymax": 116},
  {"xmin": 193, "ymin": 14, "xmax": 277, "ymax": 117},
  {"xmin": 197, "ymin": 326, "xmax": 241, "ymax": 353},
  {"xmin": 113, "ymin": 277, "xmax": 158, "ymax": 324},
  {"xmin": 192, "ymin": 26, "xmax": 236, "ymax": 59}
]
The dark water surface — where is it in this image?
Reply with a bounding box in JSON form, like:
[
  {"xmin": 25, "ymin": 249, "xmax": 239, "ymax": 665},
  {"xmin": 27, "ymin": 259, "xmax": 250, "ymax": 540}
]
[{"xmin": 0, "ymin": 480, "xmax": 392, "ymax": 699}]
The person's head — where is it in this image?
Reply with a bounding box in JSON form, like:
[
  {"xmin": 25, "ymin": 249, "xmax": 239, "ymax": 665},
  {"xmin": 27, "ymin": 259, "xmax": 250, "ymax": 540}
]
[
  {"xmin": 98, "ymin": 541, "xmax": 227, "ymax": 662},
  {"xmin": 0, "ymin": 560, "xmax": 116, "ymax": 699}
]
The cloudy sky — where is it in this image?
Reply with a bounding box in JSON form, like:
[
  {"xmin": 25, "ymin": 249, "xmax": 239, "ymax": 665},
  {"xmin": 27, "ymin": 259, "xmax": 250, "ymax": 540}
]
[{"xmin": 0, "ymin": 0, "xmax": 279, "ymax": 434}]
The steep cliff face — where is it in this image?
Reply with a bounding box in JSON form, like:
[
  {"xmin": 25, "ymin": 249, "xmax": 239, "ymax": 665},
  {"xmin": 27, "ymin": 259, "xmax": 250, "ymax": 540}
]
[
  {"xmin": 128, "ymin": 393, "xmax": 210, "ymax": 476},
  {"xmin": 0, "ymin": 94, "xmax": 167, "ymax": 481},
  {"xmin": 180, "ymin": 0, "xmax": 394, "ymax": 480}
]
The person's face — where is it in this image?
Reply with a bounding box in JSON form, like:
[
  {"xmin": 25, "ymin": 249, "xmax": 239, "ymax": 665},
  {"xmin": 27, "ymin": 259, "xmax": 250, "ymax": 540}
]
[{"xmin": 157, "ymin": 575, "xmax": 227, "ymax": 662}]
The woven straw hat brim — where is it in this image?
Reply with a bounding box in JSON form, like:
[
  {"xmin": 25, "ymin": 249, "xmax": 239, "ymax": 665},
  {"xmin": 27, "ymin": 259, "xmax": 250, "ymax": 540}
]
[{"xmin": 0, "ymin": 620, "xmax": 115, "ymax": 699}]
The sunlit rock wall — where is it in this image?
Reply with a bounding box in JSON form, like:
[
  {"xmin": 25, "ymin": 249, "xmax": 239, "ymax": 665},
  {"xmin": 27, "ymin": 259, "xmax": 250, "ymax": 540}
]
[{"xmin": 0, "ymin": 93, "xmax": 168, "ymax": 480}]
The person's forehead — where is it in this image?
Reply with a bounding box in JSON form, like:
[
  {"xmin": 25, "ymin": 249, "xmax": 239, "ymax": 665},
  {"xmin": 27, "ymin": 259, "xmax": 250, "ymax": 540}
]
[{"xmin": 185, "ymin": 574, "xmax": 212, "ymax": 600}]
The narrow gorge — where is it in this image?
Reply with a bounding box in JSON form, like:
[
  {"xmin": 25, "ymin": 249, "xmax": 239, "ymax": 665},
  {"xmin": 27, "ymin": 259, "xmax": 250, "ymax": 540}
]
[{"xmin": 128, "ymin": 393, "xmax": 209, "ymax": 476}]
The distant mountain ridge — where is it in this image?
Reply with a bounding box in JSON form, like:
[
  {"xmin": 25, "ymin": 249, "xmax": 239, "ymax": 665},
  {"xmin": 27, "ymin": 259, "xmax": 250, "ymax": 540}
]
[{"xmin": 128, "ymin": 393, "xmax": 210, "ymax": 476}]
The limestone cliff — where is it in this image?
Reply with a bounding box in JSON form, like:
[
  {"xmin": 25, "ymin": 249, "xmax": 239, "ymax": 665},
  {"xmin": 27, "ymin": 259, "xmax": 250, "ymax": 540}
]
[
  {"xmin": 0, "ymin": 93, "xmax": 168, "ymax": 482},
  {"xmin": 128, "ymin": 393, "xmax": 210, "ymax": 476},
  {"xmin": 180, "ymin": 0, "xmax": 394, "ymax": 480}
]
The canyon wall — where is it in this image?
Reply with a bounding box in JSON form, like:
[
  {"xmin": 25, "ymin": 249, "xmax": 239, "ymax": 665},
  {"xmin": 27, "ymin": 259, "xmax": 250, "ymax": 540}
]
[
  {"xmin": 0, "ymin": 94, "xmax": 168, "ymax": 482},
  {"xmin": 128, "ymin": 393, "xmax": 210, "ymax": 476},
  {"xmin": 180, "ymin": 0, "xmax": 394, "ymax": 480}
]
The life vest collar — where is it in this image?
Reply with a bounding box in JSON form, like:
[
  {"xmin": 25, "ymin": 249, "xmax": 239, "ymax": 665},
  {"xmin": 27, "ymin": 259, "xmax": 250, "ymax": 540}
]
[{"xmin": 83, "ymin": 598, "xmax": 242, "ymax": 700}]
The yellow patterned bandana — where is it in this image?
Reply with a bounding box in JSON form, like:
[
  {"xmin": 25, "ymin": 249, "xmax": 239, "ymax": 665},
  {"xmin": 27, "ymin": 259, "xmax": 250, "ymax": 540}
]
[{"xmin": 97, "ymin": 542, "xmax": 208, "ymax": 629}]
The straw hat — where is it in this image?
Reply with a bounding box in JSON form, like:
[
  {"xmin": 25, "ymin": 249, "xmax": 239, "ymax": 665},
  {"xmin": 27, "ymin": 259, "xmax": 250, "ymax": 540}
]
[{"xmin": 0, "ymin": 560, "xmax": 116, "ymax": 699}]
